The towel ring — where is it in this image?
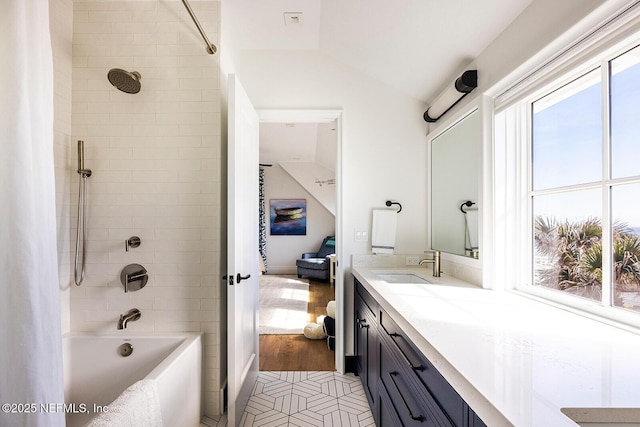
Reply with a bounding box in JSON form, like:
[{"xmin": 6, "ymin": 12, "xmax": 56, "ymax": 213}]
[
  {"xmin": 460, "ymin": 200, "xmax": 475, "ymax": 214},
  {"xmin": 386, "ymin": 200, "xmax": 402, "ymax": 213}
]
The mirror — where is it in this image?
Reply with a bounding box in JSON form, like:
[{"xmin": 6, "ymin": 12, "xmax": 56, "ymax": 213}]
[{"xmin": 430, "ymin": 109, "xmax": 480, "ymax": 258}]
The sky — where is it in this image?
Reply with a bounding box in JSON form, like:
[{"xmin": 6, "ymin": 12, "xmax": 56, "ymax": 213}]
[{"xmin": 532, "ymin": 54, "xmax": 640, "ymax": 229}]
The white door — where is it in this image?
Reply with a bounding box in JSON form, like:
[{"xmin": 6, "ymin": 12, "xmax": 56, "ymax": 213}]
[{"xmin": 227, "ymin": 74, "xmax": 260, "ymax": 426}]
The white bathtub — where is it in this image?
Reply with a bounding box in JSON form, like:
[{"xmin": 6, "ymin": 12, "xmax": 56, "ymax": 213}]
[{"xmin": 63, "ymin": 332, "xmax": 203, "ymax": 427}]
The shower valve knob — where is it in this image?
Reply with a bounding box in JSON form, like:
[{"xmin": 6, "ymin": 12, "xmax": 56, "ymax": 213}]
[{"xmin": 125, "ymin": 236, "xmax": 141, "ymax": 252}]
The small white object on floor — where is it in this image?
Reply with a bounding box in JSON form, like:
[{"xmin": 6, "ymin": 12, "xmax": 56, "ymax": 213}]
[{"xmin": 303, "ymin": 322, "xmax": 327, "ymax": 339}]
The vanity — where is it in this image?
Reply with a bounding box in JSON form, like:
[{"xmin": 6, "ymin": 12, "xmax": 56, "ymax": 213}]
[
  {"xmin": 352, "ymin": 266, "xmax": 640, "ymax": 427},
  {"xmin": 354, "ymin": 269, "xmax": 488, "ymax": 427}
]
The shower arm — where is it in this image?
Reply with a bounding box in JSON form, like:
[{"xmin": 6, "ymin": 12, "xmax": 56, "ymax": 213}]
[{"xmin": 181, "ymin": 0, "xmax": 217, "ymax": 55}]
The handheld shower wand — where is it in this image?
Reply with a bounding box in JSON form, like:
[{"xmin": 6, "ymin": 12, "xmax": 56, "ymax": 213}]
[{"xmin": 74, "ymin": 140, "xmax": 92, "ymax": 286}]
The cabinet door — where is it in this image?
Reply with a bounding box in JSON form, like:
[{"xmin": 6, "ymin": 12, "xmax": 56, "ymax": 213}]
[
  {"xmin": 355, "ymin": 289, "xmax": 377, "ymax": 409},
  {"xmin": 467, "ymin": 408, "xmax": 487, "ymax": 427}
]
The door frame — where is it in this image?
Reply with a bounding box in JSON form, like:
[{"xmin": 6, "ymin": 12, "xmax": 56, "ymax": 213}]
[{"xmin": 258, "ymin": 109, "xmax": 345, "ymax": 373}]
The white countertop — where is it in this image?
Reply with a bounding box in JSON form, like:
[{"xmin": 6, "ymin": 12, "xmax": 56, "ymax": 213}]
[{"xmin": 352, "ymin": 266, "xmax": 640, "ymax": 427}]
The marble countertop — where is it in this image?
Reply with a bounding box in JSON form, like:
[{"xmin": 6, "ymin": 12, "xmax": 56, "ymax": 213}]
[{"xmin": 352, "ymin": 266, "xmax": 640, "ymax": 427}]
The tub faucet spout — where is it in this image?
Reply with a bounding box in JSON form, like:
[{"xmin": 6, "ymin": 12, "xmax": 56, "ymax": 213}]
[
  {"xmin": 117, "ymin": 308, "xmax": 141, "ymax": 330},
  {"xmin": 419, "ymin": 250, "xmax": 441, "ymax": 277}
]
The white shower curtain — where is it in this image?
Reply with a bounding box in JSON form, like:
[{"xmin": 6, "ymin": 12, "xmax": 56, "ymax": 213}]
[{"xmin": 0, "ymin": 2, "xmax": 65, "ymax": 426}]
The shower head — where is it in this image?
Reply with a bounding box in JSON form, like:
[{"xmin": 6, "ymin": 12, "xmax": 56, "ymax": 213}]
[{"xmin": 107, "ymin": 68, "xmax": 141, "ymax": 94}]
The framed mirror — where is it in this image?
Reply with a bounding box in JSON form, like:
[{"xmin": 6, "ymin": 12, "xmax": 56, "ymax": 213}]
[{"xmin": 429, "ymin": 109, "xmax": 480, "ymax": 258}]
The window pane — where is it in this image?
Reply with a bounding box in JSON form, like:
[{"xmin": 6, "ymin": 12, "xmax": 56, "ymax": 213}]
[
  {"xmin": 610, "ymin": 44, "xmax": 640, "ymax": 179},
  {"xmin": 533, "ymin": 189, "xmax": 602, "ymax": 302},
  {"xmin": 612, "ymin": 183, "xmax": 640, "ymax": 312},
  {"xmin": 532, "ymin": 69, "xmax": 602, "ymax": 190}
]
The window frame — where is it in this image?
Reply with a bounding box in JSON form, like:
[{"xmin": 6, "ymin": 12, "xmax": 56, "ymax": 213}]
[{"xmin": 502, "ymin": 29, "xmax": 640, "ymax": 329}]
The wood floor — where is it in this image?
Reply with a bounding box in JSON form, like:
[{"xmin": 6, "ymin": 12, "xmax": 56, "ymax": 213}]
[{"xmin": 259, "ymin": 276, "xmax": 336, "ymax": 371}]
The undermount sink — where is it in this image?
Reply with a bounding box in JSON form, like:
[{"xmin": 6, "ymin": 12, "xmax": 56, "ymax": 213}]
[
  {"xmin": 376, "ymin": 273, "xmax": 431, "ymax": 284},
  {"xmin": 561, "ymin": 407, "xmax": 640, "ymax": 426}
]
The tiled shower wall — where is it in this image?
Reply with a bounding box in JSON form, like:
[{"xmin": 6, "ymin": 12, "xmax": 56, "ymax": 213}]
[
  {"xmin": 71, "ymin": 0, "xmax": 223, "ymax": 415},
  {"xmin": 51, "ymin": 0, "xmax": 74, "ymax": 335}
]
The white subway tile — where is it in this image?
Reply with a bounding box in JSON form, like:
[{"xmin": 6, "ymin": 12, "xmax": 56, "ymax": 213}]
[
  {"xmin": 109, "ymin": 251, "xmax": 155, "ymax": 265},
  {"xmin": 132, "ymin": 124, "xmax": 181, "ymax": 137},
  {"xmin": 128, "ymin": 193, "xmax": 179, "ymax": 206},
  {"xmin": 73, "ymin": 21, "xmax": 112, "ymax": 34},
  {"xmin": 69, "ymin": 1, "xmax": 224, "ymax": 416},
  {"xmin": 155, "ymin": 90, "xmax": 201, "ymax": 103},
  {"xmin": 73, "ymin": 33, "xmax": 135, "ymax": 46},
  {"xmin": 131, "ymin": 170, "xmax": 179, "ymax": 183},
  {"xmin": 88, "ymin": 11, "xmax": 133, "ymax": 23},
  {"xmin": 110, "ymin": 21, "xmax": 158, "ymax": 35},
  {"xmin": 153, "ymin": 298, "xmax": 201, "ymax": 311},
  {"xmin": 73, "ymin": 90, "xmax": 111, "ymax": 103},
  {"xmin": 156, "ymin": 112, "xmax": 202, "ymax": 125},
  {"xmin": 87, "ymin": 55, "xmax": 134, "ymax": 68},
  {"xmin": 73, "ymin": 43, "xmax": 110, "ymax": 57},
  {"xmin": 72, "ymin": 113, "xmax": 109, "ymax": 125},
  {"xmin": 153, "ymin": 321, "xmax": 201, "ymax": 332}
]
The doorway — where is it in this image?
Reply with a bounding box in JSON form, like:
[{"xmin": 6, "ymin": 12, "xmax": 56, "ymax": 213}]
[
  {"xmin": 257, "ymin": 110, "xmax": 343, "ymax": 373},
  {"xmin": 259, "ymin": 276, "xmax": 335, "ymax": 370}
]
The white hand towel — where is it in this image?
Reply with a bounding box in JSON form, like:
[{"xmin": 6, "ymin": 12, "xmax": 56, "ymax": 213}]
[
  {"xmin": 371, "ymin": 208, "xmax": 397, "ymax": 254},
  {"xmin": 85, "ymin": 379, "xmax": 163, "ymax": 427}
]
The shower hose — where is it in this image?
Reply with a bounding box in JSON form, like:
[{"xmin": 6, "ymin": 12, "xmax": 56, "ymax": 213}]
[{"xmin": 74, "ymin": 174, "xmax": 89, "ymax": 286}]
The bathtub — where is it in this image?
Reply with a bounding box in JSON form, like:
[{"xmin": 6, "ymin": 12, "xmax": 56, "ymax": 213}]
[{"xmin": 62, "ymin": 332, "xmax": 203, "ymax": 427}]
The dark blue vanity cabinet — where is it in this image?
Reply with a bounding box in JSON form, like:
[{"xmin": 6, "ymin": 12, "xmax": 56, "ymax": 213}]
[
  {"xmin": 354, "ymin": 278, "xmax": 487, "ymax": 427},
  {"xmin": 355, "ymin": 278, "xmax": 379, "ymax": 409}
]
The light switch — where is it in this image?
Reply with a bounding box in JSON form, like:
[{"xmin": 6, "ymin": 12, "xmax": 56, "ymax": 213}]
[{"xmin": 355, "ymin": 230, "xmax": 368, "ymax": 242}]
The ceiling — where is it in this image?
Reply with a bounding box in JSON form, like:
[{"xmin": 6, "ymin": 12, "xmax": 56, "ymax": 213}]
[
  {"xmin": 225, "ymin": 0, "xmax": 535, "ymax": 103},
  {"xmin": 260, "ymin": 123, "xmax": 319, "ymax": 165},
  {"xmin": 259, "ymin": 122, "xmax": 337, "ymax": 169}
]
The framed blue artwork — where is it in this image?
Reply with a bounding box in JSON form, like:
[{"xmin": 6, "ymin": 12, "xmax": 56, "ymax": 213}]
[{"xmin": 270, "ymin": 199, "xmax": 307, "ymax": 235}]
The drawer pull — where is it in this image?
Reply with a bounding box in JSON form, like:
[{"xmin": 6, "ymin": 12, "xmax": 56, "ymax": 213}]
[
  {"xmin": 388, "ymin": 371, "xmax": 425, "ymax": 422},
  {"xmin": 389, "ymin": 333, "xmax": 425, "ymax": 372}
]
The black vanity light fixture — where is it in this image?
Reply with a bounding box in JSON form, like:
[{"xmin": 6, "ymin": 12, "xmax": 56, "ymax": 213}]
[{"xmin": 423, "ymin": 70, "xmax": 478, "ymax": 123}]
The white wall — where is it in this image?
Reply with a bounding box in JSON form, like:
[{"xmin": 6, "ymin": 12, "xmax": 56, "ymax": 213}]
[
  {"xmin": 50, "ymin": 0, "xmax": 73, "ymax": 335},
  {"xmin": 316, "ymin": 121, "xmax": 337, "ymax": 171},
  {"xmin": 233, "ymin": 50, "xmax": 429, "ymax": 353},
  {"xmin": 225, "ymin": 0, "xmax": 633, "ymax": 357},
  {"xmin": 263, "ymin": 164, "xmax": 335, "ymax": 275},
  {"xmin": 279, "ymin": 161, "xmax": 336, "ymax": 215},
  {"xmin": 69, "ymin": 0, "xmax": 223, "ymax": 416}
]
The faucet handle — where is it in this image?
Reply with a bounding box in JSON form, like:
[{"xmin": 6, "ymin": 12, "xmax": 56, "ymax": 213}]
[
  {"xmin": 120, "ymin": 264, "xmax": 148, "ymax": 293},
  {"xmin": 125, "ymin": 236, "xmax": 141, "ymax": 252}
]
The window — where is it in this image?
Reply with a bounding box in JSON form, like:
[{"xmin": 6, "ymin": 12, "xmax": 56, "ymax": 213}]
[{"xmin": 529, "ymin": 43, "xmax": 640, "ymax": 315}]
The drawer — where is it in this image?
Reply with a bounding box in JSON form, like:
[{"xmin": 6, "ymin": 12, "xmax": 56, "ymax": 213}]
[
  {"xmin": 379, "ymin": 337, "xmax": 452, "ymax": 427},
  {"xmin": 380, "ymin": 309, "xmax": 466, "ymax": 426},
  {"xmin": 377, "ymin": 378, "xmax": 403, "ymax": 427}
]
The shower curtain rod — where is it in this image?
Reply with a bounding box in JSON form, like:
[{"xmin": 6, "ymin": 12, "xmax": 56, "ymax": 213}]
[{"xmin": 181, "ymin": 0, "xmax": 217, "ymax": 55}]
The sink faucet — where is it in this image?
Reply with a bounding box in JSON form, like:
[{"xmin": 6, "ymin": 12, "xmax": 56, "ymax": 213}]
[
  {"xmin": 419, "ymin": 250, "xmax": 441, "ymax": 277},
  {"xmin": 117, "ymin": 308, "xmax": 141, "ymax": 330}
]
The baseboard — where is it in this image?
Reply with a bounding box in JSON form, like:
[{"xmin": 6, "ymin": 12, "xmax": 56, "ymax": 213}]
[
  {"xmin": 220, "ymin": 379, "xmax": 227, "ymax": 413},
  {"xmin": 344, "ymin": 355, "xmax": 357, "ymax": 374},
  {"xmin": 264, "ymin": 266, "xmax": 297, "ymax": 275}
]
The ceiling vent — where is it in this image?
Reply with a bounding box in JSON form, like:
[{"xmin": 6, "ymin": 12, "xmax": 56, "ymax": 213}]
[{"xmin": 283, "ymin": 12, "xmax": 303, "ymax": 26}]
